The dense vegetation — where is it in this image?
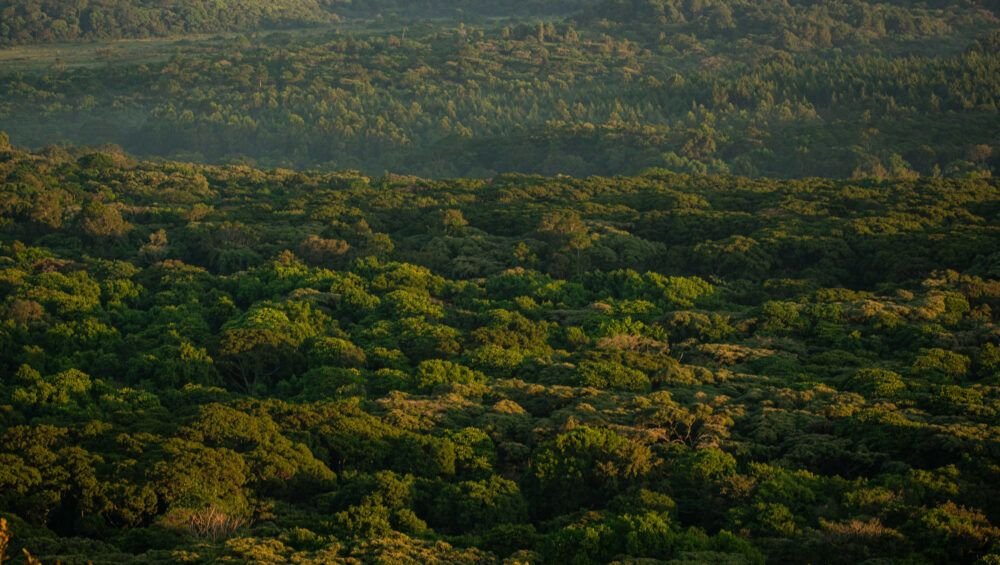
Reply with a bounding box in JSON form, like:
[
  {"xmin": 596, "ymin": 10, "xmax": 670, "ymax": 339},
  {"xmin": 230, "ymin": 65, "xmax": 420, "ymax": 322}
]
[
  {"xmin": 0, "ymin": 137, "xmax": 998, "ymax": 562},
  {"xmin": 1, "ymin": 0, "xmax": 999, "ymax": 563},
  {"xmin": 0, "ymin": 0, "xmax": 997, "ymax": 178},
  {"xmin": 0, "ymin": 0, "xmax": 586, "ymax": 44},
  {"xmin": 0, "ymin": 0, "xmax": 339, "ymax": 44}
]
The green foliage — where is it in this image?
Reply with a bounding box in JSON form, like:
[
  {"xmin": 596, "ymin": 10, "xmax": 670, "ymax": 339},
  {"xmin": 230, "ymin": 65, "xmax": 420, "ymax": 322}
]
[
  {"xmin": 430, "ymin": 476, "xmax": 528, "ymax": 533},
  {"xmin": 528, "ymin": 426, "xmax": 653, "ymax": 516},
  {"xmin": 0, "ymin": 0, "xmax": 338, "ymax": 44},
  {"xmin": 0, "ymin": 138, "xmax": 996, "ymax": 563},
  {"xmin": 575, "ymin": 359, "xmax": 651, "ymax": 391},
  {"xmin": 1, "ymin": 2, "xmax": 997, "ymax": 180},
  {"xmin": 410, "ymin": 360, "xmax": 486, "ymax": 392},
  {"xmin": 308, "ymin": 337, "xmax": 366, "ymax": 369},
  {"xmin": 844, "ymin": 368, "xmax": 906, "ymax": 398}
]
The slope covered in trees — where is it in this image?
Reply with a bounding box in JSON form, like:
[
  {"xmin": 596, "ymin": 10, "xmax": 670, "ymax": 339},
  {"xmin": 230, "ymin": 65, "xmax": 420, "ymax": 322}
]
[
  {"xmin": 1, "ymin": 0, "xmax": 998, "ymax": 562},
  {"xmin": 0, "ymin": 0, "xmax": 596, "ymax": 45},
  {"xmin": 0, "ymin": 139, "xmax": 998, "ymax": 563},
  {"xmin": 0, "ymin": 1, "xmax": 996, "ymax": 178},
  {"xmin": 0, "ymin": 0, "xmax": 340, "ymax": 44}
]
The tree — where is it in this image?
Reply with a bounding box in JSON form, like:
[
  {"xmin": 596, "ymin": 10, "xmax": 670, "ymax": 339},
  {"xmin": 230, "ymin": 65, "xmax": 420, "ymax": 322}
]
[
  {"xmin": 0, "ymin": 517, "xmax": 10, "ymax": 564},
  {"xmin": 575, "ymin": 359, "xmax": 651, "ymax": 391},
  {"xmin": 537, "ymin": 210, "xmax": 592, "ymax": 277},
  {"xmin": 79, "ymin": 201, "xmax": 132, "ymax": 239},
  {"xmin": 298, "ymin": 235, "xmax": 350, "ymax": 266},
  {"xmin": 139, "ymin": 229, "xmax": 169, "ymax": 261},
  {"xmin": 911, "ymin": 348, "xmax": 971, "ymax": 381},
  {"xmin": 844, "ymin": 368, "xmax": 905, "ymax": 398},
  {"xmin": 430, "ymin": 476, "xmax": 528, "ymax": 533},
  {"xmin": 217, "ymin": 328, "xmax": 301, "ymax": 392},
  {"xmin": 439, "ymin": 209, "xmax": 469, "ymax": 235},
  {"xmin": 29, "ymin": 191, "xmax": 65, "ymax": 229},
  {"xmin": 150, "ymin": 439, "xmax": 252, "ymax": 537},
  {"xmin": 309, "ymin": 337, "xmax": 366, "ymax": 368},
  {"xmin": 410, "ymin": 359, "xmax": 485, "ymax": 391},
  {"xmin": 528, "ymin": 426, "xmax": 653, "ymax": 517}
]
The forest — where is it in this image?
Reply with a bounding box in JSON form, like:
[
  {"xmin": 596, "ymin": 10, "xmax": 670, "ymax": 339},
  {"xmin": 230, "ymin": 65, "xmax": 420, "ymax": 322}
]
[
  {"xmin": 0, "ymin": 0, "xmax": 997, "ymax": 178},
  {"xmin": 0, "ymin": 0, "xmax": 999, "ymax": 563},
  {"xmin": 0, "ymin": 0, "xmax": 337, "ymax": 43},
  {"xmin": 0, "ymin": 137, "xmax": 997, "ymax": 563}
]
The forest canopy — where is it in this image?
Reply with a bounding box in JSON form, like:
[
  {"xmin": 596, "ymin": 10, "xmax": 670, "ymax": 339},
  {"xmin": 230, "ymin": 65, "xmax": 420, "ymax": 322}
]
[
  {"xmin": 0, "ymin": 0, "xmax": 996, "ymax": 178},
  {"xmin": 0, "ymin": 0, "xmax": 998, "ymax": 562},
  {"xmin": 0, "ymin": 0, "xmax": 339, "ymax": 43},
  {"xmin": 0, "ymin": 140, "xmax": 997, "ymax": 562}
]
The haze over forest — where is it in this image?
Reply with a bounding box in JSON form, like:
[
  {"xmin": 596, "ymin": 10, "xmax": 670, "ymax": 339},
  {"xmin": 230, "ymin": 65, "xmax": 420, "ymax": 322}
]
[{"xmin": 0, "ymin": 1, "xmax": 998, "ymax": 563}]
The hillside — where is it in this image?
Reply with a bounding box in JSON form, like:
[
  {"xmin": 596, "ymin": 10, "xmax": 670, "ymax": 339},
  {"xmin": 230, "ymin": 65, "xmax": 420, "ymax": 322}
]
[
  {"xmin": 0, "ymin": 0, "xmax": 595, "ymax": 45},
  {"xmin": 1, "ymin": 0, "xmax": 999, "ymax": 562},
  {"xmin": 0, "ymin": 139, "xmax": 998, "ymax": 562},
  {"xmin": 0, "ymin": 1, "xmax": 996, "ymax": 179},
  {"xmin": 0, "ymin": 0, "xmax": 338, "ymax": 44}
]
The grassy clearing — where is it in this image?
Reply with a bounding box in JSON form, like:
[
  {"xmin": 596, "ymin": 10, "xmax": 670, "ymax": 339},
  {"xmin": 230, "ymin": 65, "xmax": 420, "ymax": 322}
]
[{"xmin": 0, "ymin": 37, "xmax": 208, "ymax": 71}]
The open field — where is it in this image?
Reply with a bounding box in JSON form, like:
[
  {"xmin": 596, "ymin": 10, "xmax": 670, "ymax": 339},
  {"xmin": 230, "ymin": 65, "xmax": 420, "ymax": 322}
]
[{"xmin": 0, "ymin": 35, "xmax": 220, "ymax": 71}]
